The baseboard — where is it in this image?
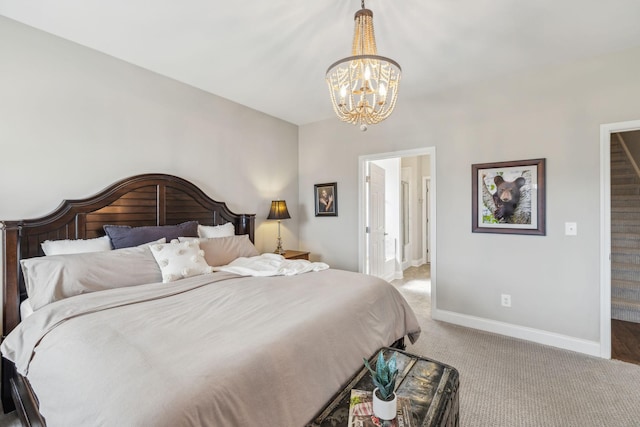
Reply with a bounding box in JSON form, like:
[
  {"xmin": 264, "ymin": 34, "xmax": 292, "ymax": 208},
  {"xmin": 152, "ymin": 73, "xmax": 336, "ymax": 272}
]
[
  {"xmin": 411, "ymin": 258, "xmax": 424, "ymax": 267},
  {"xmin": 432, "ymin": 308, "xmax": 602, "ymax": 358},
  {"xmin": 381, "ymin": 272, "xmax": 396, "ymax": 282}
]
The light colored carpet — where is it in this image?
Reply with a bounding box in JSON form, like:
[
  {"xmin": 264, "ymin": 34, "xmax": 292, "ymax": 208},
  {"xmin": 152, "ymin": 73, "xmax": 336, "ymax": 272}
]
[{"xmin": 393, "ymin": 264, "xmax": 640, "ymax": 427}]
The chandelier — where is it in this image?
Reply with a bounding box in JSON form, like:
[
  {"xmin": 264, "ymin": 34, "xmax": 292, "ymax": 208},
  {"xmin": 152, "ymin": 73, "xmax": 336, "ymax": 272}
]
[{"xmin": 326, "ymin": 0, "xmax": 401, "ymax": 131}]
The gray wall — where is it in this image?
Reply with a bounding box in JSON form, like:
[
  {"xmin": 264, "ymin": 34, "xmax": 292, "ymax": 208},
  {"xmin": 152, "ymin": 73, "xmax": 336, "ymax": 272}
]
[
  {"xmin": 299, "ymin": 45, "xmax": 640, "ymax": 351},
  {"xmin": 0, "ymin": 17, "xmax": 299, "ymax": 254}
]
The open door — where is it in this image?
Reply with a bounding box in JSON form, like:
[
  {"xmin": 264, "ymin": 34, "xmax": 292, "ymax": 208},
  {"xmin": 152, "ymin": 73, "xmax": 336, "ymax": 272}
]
[{"xmin": 367, "ymin": 162, "xmax": 386, "ymax": 278}]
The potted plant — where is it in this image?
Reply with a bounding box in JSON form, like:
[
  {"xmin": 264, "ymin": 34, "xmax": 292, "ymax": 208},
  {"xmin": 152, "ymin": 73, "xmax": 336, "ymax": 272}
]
[{"xmin": 363, "ymin": 351, "xmax": 398, "ymax": 420}]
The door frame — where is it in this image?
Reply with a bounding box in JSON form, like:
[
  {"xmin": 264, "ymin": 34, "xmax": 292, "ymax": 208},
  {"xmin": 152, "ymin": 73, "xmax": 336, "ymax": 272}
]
[
  {"xmin": 358, "ymin": 146, "xmax": 436, "ymax": 301},
  {"xmin": 600, "ymin": 119, "xmax": 640, "ymax": 358}
]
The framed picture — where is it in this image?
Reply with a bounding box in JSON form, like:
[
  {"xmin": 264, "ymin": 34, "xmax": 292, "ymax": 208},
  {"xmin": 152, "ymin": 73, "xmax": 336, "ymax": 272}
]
[
  {"xmin": 314, "ymin": 182, "xmax": 338, "ymax": 217},
  {"xmin": 472, "ymin": 158, "xmax": 546, "ymax": 235}
]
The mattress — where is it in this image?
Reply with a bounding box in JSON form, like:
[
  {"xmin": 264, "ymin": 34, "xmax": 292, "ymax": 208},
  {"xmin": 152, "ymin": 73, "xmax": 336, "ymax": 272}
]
[{"xmin": 2, "ymin": 269, "xmax": 420, "ymax": 426}]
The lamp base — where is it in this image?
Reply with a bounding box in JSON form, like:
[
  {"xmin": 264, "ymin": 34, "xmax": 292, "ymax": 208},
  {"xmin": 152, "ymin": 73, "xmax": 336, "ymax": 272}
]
[{"xmin": 274, "ymin": 237, "xmax": 285, "ymax": 255}]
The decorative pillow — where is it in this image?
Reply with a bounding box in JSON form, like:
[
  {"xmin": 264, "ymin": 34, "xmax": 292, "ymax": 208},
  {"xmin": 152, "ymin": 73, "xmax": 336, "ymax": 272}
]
[
  {"xmin": 41, "ymin": 235, "xmax": 112, "ymax": 256},
  {"xmin": 104, "ymin": 221, "xmax": 198, "ymax": 249},
  {"xmin": 198, "ymin": 222, "xmax": 235, "ymax": 239},
  {"xmin": 21, "ymin": 244, "xmax": 163, "ymax": 311},
  {"xmin": 149, "ymin": 240, "xmax": 214, "ymax": 283},
  {"xmin": 180, "ymin": 235, "xmax": 259, "ymax": 267}
]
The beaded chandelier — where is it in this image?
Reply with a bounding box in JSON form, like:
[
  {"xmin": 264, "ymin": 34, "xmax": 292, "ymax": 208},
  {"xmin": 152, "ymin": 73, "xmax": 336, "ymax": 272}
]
[{"xmin": 326, "ymin": 0, "xmax": 401, "ymax": 131}]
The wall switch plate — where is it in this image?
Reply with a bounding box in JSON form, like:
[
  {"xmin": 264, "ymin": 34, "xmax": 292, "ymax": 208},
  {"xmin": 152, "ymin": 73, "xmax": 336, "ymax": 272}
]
[
  {"xmin": 501, "ymin": 294, "xmax": 511, "ymax": 307},
  {"xmin": 565, "ymin": 222, "xmax": 577, "ymax": 236}
]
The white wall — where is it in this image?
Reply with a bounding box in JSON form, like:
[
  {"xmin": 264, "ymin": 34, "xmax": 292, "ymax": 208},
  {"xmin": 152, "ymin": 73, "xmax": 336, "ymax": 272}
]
[
  {"xmin": 0, "ymin": 17, "xmax": 299, "ymax": 255},
  {"xmin": 299, "ymin": 45, "xmax": 640, "ymax": 353}
]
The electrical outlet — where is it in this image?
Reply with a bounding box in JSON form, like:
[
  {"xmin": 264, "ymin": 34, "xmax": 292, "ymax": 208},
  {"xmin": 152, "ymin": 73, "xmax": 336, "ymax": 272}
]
[{"xmin": 501, "ymin": 294, "xmax": 511, "ymax": 307}]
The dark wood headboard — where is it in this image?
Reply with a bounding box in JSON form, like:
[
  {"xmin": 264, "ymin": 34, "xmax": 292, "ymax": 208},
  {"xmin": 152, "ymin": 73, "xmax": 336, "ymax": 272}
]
[
  {"xmin": 1, "ymin": 173, "xmax": 255, "ymax": 336},
  {"xmin": 1, "ymin": 173, "xmax": 255, "ymax": 414}
]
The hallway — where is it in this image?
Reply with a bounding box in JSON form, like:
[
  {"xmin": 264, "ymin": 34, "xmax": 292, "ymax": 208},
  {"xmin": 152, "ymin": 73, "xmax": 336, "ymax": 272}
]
[{"xmin": 391, "ymin": 264, "xmax": 431, "ymax": 296}]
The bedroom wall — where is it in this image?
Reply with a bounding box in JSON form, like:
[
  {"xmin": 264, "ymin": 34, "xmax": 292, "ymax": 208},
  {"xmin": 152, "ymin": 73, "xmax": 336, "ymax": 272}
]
[
  {"xmin": 298, "ymin": 44, "xmax": 640, "ymax": 354},
  {"xmin": 0, "ymin": 16, "xmax": 299, "ymax": 332},
  {"xmin": 0, "ymin": 16, "xmax": 299, "ymax": 251}
]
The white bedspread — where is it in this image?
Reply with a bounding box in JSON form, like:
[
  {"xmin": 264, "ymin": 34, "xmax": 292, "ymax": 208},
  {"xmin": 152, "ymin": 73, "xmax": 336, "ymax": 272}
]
[
  {"xmin": 213, "ymin": 253, "xmax": 329, "ymax": 276},
  {"xmin": 1, "ymin": 269, "xmax": 420, "ymax": 427}
]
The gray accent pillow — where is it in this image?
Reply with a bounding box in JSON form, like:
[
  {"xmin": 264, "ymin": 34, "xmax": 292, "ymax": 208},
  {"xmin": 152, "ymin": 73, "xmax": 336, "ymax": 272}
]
[
  {"xmin": 21, "ymin": 244, "xmax": 163, "ymax": 311},
  {"xmin": 104, "ymin": 221, "xmax": 198, "ymax": 249},
  {"xmin": 179, "ymin": 235, "xmax": 259, "ymax": 266}
]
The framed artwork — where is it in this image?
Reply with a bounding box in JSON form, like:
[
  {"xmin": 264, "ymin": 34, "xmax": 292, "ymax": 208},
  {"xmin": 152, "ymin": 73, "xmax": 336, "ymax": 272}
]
[
  {"xmin": 472, "ymin": 158, "xmax": 546, "ymax": 235},
  {"xmin": 314, "ymin": 182, "xmax": 338, "ymax": 217}
]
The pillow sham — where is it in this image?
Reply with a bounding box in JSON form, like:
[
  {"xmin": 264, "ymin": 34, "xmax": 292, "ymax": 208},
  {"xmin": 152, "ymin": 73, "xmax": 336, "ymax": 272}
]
[
  {"xmin": 104, "ymin": 221, "xmax": 198, "ymax": 249},
  {"xmin": 21, "ymin": 244, "xmax": 163, "ymax": 311},
  {"xmin": 179, "ymin": 235, "xmax": 259, "ymax": 267},
  {"xmin": 149, "ymin": 240, "xmax": 214, "ymax": 283},
  {"xmin": 41, "ymin": 235, "xmax": 112, "ymax": 256},
  {"xmin": 198, "ymin": 222, "xmax": 235, "ymax": 239}
]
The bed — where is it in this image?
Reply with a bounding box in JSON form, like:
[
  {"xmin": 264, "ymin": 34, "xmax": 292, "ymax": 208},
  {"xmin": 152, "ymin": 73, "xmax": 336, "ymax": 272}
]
[{"xmin": 0, "ymin": 173, "xmax": 420, "ymax": 426}]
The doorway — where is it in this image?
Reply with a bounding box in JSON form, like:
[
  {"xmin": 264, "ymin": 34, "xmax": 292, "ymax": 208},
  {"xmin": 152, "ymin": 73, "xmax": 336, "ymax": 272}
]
[
  {"xmin": 608, "ymin": 129, "xmax": 640, "ymax": 364},
  {"xmin": 358, "ymin": 147, "xmax": 436, "ymax": 295},
  {"xmin": 600, "ymin": 120, "xmax": 640, "ymax": 359}
]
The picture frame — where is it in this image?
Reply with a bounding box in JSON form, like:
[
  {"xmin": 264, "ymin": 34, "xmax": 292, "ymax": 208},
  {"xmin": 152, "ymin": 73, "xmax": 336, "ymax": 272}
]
[
  {"xmin": 314, "ymin": 182, "xmax": 338, "ymax": 217},
  {"xmin": 471, "ymin": 158, "xmax": 546, "ymax": 235}
]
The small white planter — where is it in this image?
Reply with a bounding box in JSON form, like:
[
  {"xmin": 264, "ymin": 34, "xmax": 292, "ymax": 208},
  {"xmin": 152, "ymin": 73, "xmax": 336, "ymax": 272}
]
[{"xmin": 372, "ymin": 388, "xmax": 397, "ymax": 420}]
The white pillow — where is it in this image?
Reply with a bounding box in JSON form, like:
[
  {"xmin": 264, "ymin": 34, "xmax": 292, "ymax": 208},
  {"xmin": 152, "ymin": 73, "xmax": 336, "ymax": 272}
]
[
  {"xmin": 41, "ymin": 235, "xmax": 112, "ymax": 256},
  {"xmin": 198, "ymin": 222, "xmax": 235, "ymax": 239},
  {"xmin": 149, "ymin": 240, "xmax": 214, "ymax": 283}
]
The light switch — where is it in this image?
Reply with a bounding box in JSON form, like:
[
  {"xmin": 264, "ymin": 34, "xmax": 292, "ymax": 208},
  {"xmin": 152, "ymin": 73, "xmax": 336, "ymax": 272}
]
[{"xmin": 565, "ymin": 222, "xmax": 577, "ymax": 236}]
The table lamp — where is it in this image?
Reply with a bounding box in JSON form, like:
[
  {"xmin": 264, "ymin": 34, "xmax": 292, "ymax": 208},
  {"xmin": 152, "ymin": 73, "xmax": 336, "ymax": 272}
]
[{"xmin": 267, "ymin": 200, "xmax": 291, "ymax": 255}]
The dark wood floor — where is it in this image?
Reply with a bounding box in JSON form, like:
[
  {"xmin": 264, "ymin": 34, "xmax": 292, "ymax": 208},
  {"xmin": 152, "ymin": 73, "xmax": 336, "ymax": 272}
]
[{"xmin": 611, "ymin": 319, "xmax": 640, "ymax": 365}]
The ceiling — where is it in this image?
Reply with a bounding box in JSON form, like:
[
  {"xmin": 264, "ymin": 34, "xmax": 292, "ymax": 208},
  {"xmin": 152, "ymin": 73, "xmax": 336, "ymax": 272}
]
[{"xmin": 2, "ymin": 0, "xmax": 640, "ymax": 125}]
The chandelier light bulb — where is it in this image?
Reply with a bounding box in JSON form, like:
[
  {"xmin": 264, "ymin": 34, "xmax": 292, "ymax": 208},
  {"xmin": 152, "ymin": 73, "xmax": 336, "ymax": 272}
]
[{"xmin": 364, "ymin": 65, "xmax": 371, "ymax": 81}]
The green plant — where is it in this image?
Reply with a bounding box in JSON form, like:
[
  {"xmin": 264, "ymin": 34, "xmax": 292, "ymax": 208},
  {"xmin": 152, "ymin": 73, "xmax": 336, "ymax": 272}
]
[{"xmin": 363, "ymin": 351, "xmax": 398, "ymax": 401}]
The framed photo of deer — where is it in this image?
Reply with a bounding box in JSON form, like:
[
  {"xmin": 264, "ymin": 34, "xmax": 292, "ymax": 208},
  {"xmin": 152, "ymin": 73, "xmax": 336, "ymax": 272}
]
[{"xmin": 472, "ymin": 158, "xmax": 546, "ymax": 235}]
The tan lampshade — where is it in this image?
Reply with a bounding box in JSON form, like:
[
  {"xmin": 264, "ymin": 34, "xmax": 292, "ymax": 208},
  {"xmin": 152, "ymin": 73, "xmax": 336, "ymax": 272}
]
[{"xmin": 267, "ymin": 200, "xmax": 291, "ymax": 220}]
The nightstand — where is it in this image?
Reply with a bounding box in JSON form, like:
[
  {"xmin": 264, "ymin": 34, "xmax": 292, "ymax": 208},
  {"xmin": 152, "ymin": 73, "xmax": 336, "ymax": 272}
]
[{"xmin": 282, "ymin": 250, "xmax": 310, "ymax": 260}]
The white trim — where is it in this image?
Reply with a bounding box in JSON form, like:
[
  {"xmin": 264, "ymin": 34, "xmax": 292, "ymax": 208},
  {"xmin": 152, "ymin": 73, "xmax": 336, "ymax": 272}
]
[
  {"xmin": 600, "ymin": 119, "xmax": 640, "ymax": 359},
  {"xmin": 433, "ymin": 308, "xmax": 601, "ymax": 357},
  {"xmin": 410, "ymin": 259, "xmax": 423, "ymax": 268}
]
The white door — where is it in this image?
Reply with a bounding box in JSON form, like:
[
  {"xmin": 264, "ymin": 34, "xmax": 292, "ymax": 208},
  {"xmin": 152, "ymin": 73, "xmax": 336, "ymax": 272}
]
[
  {"xmin": 368, "ymin": 163, "xmax": 386, "ymax": 278},
  {"xmin": 423, "ymin": 177, "xmax": 431, "ymax": 263},
  {"xmin": 401, "ymin": 168, "xmax": 411, "ymax": 269}
]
